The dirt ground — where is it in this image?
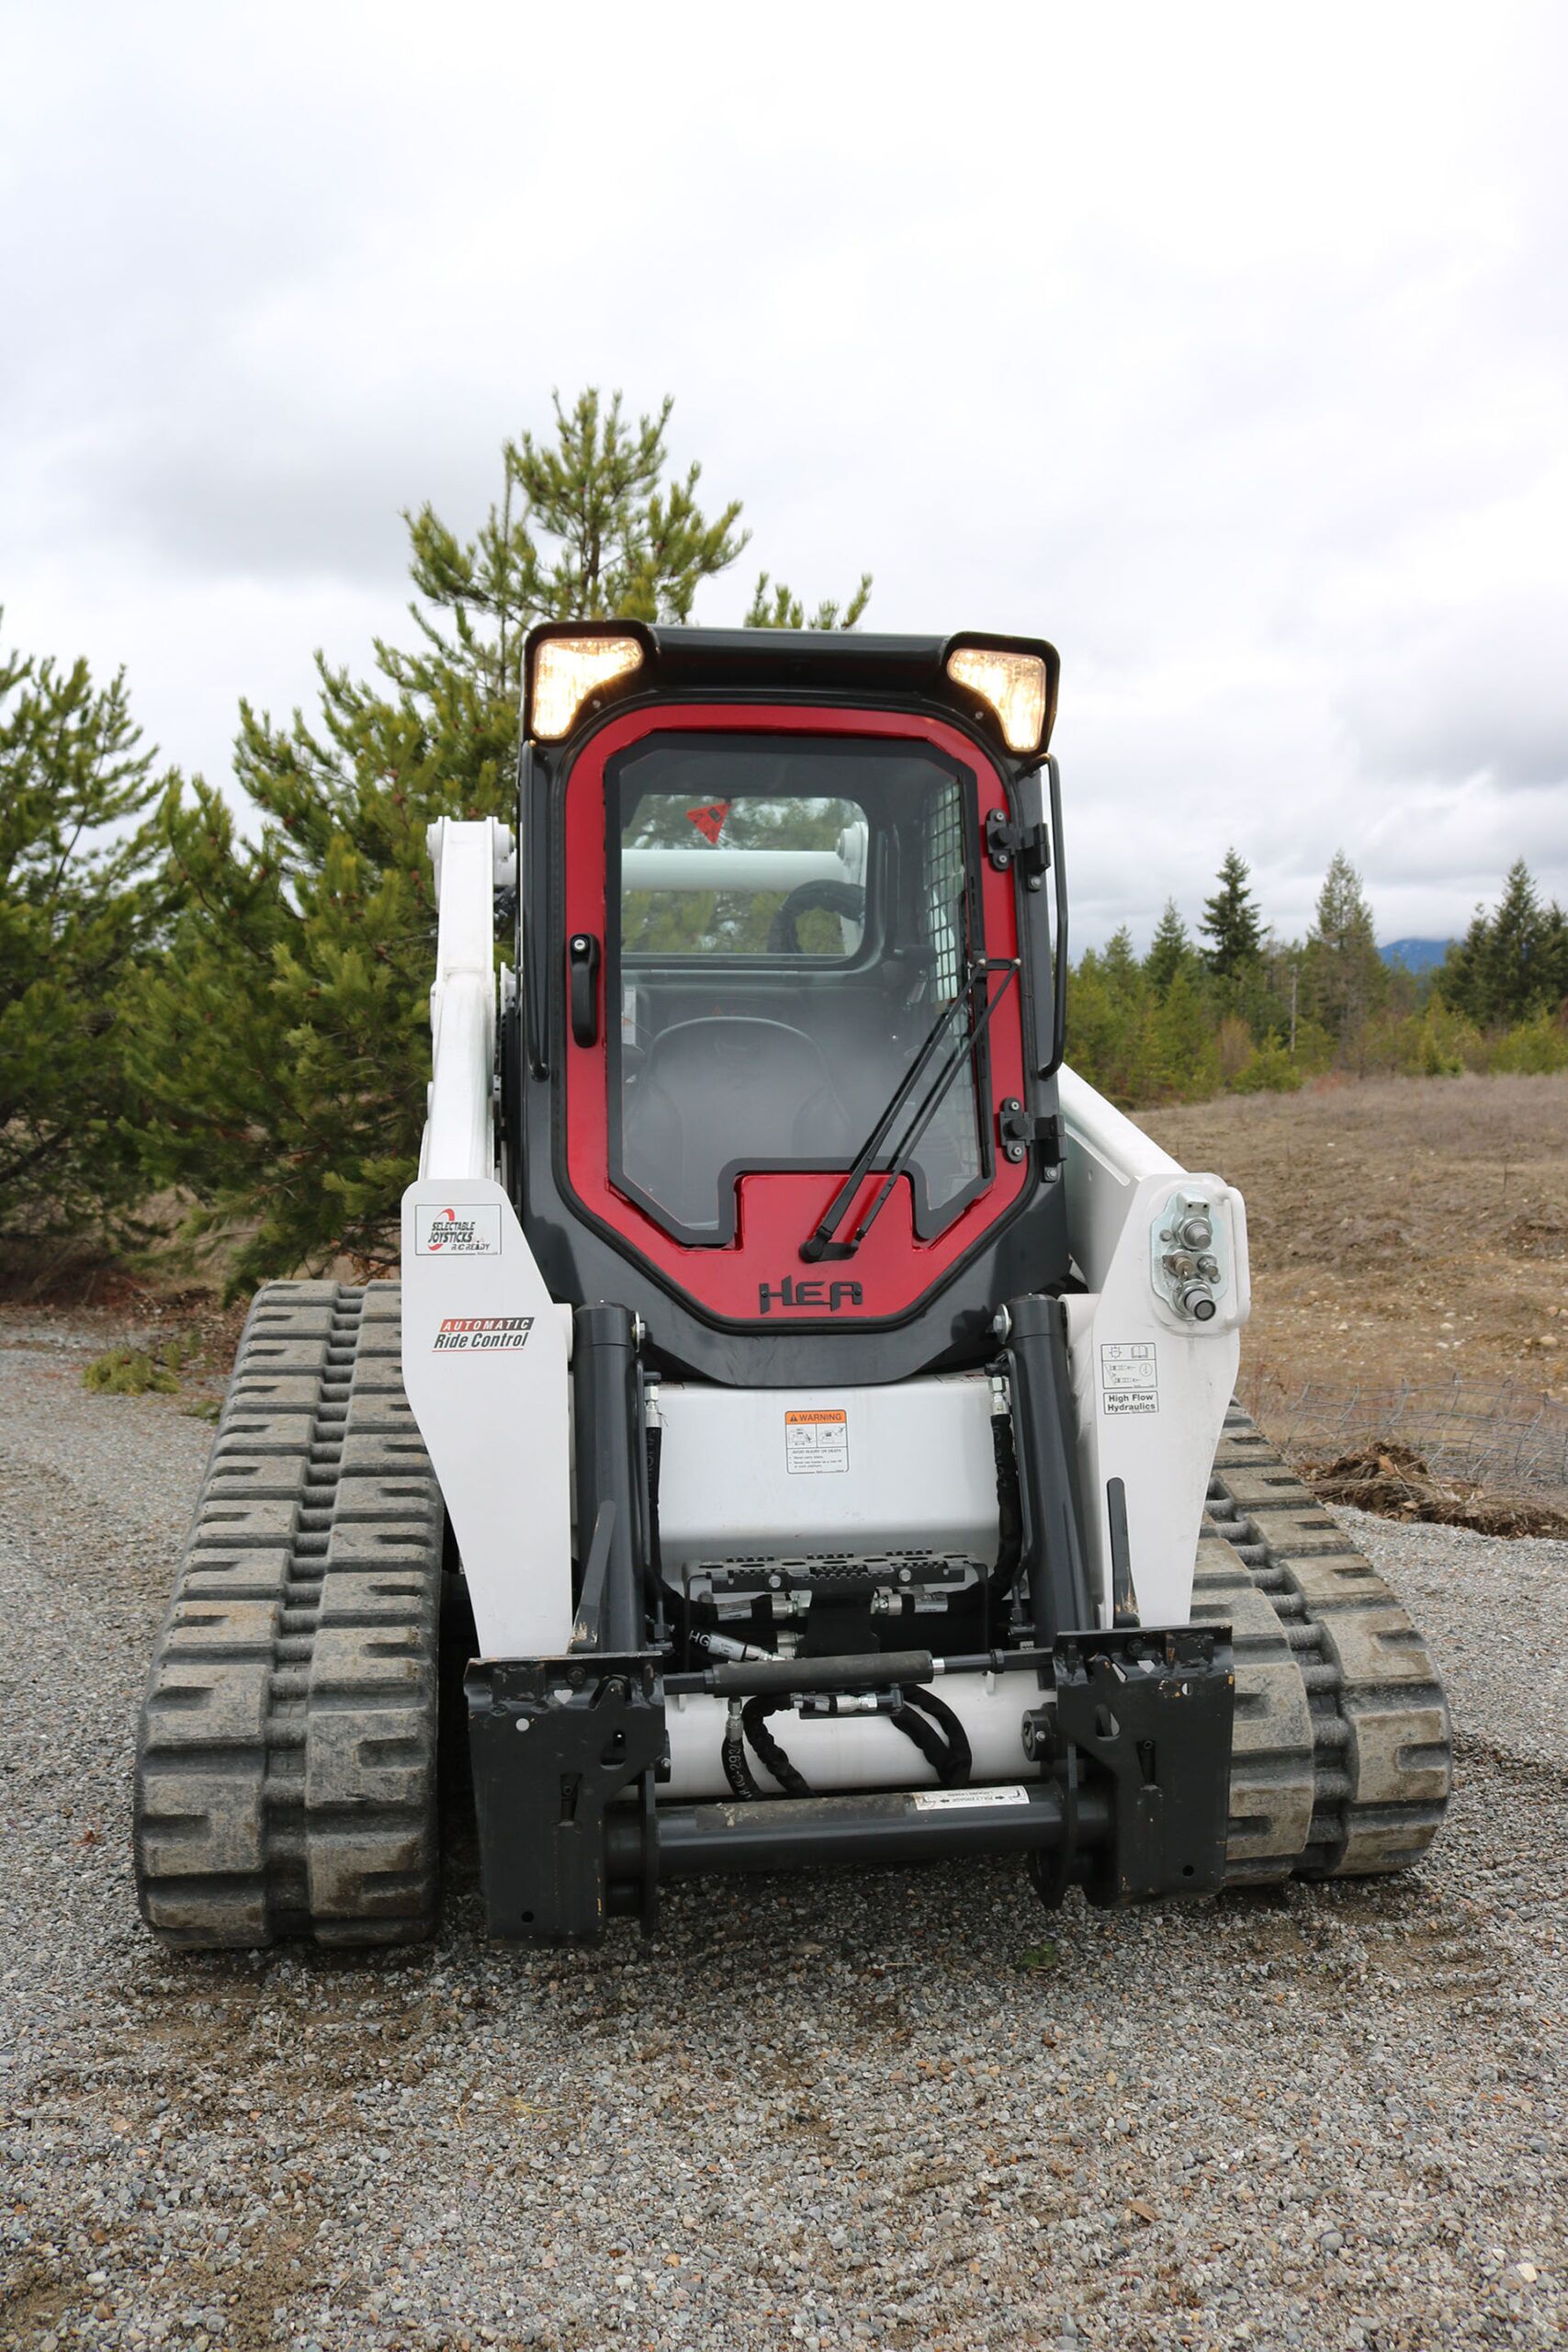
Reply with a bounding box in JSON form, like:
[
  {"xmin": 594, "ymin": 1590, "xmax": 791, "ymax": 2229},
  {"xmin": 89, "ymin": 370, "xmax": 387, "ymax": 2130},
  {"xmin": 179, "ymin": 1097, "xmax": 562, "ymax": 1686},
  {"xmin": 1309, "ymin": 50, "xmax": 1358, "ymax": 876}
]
[{"xmin": 1145, "ymin": 1071, "xmax": 1568, "ymax": 1418}]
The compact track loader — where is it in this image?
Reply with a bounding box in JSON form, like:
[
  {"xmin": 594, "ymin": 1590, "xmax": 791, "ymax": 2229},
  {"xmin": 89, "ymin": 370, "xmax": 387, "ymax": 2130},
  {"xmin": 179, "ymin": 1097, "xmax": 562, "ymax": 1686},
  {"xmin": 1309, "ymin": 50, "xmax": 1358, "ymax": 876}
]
[{"xmin": 134, "ymin": 625, "xmax": 1451, "ymax": 1948}]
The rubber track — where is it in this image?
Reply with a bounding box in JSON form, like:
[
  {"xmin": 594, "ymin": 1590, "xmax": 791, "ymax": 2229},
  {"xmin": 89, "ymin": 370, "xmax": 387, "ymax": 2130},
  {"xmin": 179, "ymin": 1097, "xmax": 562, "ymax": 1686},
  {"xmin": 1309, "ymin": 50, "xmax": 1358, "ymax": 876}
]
[
  {"xmin": 1200, "ymin": 1404, "xmax": 1452, "ymax": 1886},
  {"xmin": 134, "ymin": 1281, "xmax": 444, "ymax": 1950}
]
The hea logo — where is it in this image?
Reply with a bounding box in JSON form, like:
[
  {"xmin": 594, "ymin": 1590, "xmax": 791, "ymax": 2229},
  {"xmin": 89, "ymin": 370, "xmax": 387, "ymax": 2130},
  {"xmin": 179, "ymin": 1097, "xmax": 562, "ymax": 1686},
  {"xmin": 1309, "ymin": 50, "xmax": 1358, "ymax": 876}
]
[{"xmin": 757, "ymin": 1275, "xmax": 864, "ymax": 1316}]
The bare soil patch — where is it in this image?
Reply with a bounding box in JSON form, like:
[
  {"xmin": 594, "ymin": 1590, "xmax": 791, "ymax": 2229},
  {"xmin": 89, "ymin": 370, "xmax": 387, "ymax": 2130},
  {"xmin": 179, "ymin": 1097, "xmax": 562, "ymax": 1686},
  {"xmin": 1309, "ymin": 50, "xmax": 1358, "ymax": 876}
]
[{"xmin": 1146, "ymin": 1072, "xmax": 1568, "ymax": 1501}]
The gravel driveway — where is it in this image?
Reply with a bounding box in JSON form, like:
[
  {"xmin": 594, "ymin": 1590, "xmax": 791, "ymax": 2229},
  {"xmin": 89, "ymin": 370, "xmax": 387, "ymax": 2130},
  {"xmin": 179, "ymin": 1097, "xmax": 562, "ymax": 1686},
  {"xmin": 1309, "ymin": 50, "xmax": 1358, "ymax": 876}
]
[{"xmin": 2, "ymin": 1323, "xmax": 1563, "ymax": 2352}]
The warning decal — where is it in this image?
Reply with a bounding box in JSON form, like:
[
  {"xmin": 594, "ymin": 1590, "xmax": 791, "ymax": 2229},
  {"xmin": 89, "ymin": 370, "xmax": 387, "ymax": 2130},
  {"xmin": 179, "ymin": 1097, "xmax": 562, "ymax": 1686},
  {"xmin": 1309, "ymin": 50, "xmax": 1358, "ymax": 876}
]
[
  {"xmin": 434, "ymin": 1316, "xmax": 534, "ymax": 1354},
  {"xmin": 1100, "ymin": 1340, "xmax": 1158, "ymax": 1417},
  {"xmin": 417, "ymin": 1204, "xmax": 502, "ymax": 1256},
  {"xmin": 784, "ymin": 1408, "xmax": 849, "ymax": 1476}
]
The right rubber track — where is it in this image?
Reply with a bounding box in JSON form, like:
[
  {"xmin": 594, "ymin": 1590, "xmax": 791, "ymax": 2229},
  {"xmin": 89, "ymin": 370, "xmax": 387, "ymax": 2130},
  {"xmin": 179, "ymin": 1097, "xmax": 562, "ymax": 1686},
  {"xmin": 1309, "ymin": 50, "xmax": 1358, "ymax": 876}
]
[
  {"xmin": 134, "ymin": 1281, "xmax": 444, "ymax": 1949},
  {"xmin": 1201, "ymin": 1404, "xmax": 1452, "ymax": 1887}
]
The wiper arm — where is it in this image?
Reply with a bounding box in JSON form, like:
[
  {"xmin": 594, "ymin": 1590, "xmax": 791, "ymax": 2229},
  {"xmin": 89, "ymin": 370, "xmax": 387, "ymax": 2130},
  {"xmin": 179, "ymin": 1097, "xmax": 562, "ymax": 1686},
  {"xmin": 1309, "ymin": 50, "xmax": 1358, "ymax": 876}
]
[{"xmin": 801, "ymin": 960, "xmax": 1019, "ymax": 1264}]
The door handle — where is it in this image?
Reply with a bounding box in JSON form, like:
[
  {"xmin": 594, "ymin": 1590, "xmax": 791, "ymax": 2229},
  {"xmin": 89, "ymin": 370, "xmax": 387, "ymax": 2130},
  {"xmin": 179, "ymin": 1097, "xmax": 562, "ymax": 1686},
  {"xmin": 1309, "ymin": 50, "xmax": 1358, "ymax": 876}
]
[{"xmin": 568, "ymin": 932, "xmax": 601, "ymax": 1047}]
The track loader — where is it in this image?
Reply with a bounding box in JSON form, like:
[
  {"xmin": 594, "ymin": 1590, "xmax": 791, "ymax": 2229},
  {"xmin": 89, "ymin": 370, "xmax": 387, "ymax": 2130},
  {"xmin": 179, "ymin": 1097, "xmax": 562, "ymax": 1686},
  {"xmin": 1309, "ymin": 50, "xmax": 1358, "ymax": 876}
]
[{"xmin": 134, "ymin": 625, "xmax": 1451, "ymax": 1947}]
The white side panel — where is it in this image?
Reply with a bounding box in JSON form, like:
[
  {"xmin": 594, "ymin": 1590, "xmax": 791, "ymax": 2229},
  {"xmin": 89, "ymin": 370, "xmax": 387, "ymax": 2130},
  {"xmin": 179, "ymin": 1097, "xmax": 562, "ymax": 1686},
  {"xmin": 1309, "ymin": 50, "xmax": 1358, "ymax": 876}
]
[
  {"xmin": 400, "ymin": 1177, "xmax": 573, "ymax": 1657},
  {"xmin": 1057, "ymin": 1062, "xmax": 1250, "ymax": 1628},
  {"xmin": 655, "ymin": 1374, "xmax": 999, "ymax": 1570},
  {"xmin": 661, "ymin": 1679, "xmax": 1038, "ymax": 1799}
]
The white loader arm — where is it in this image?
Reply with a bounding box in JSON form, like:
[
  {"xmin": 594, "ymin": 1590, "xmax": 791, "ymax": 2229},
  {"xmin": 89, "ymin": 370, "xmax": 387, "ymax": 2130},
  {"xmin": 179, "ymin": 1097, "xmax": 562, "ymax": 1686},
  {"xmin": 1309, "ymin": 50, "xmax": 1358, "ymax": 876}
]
[
  {"xmin": 399, "ymin": 818, "xmax": 574, "ymax": 1657},
  {"xmin": 419, "ymin": 817, "xmax": 512, "ymax": 1183},
  {"xmin": 1056, "ymin": 1064, "xmax": 1251, "ymax": 1627}
]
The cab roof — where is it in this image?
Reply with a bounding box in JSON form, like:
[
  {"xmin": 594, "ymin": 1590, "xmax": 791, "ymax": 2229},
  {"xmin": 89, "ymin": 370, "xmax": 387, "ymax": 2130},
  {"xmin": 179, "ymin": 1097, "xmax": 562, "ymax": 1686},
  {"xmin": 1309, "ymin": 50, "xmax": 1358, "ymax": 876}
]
[{"xmin": 525, "ymin": 622, "xmax": 1060, "ymax": 756}]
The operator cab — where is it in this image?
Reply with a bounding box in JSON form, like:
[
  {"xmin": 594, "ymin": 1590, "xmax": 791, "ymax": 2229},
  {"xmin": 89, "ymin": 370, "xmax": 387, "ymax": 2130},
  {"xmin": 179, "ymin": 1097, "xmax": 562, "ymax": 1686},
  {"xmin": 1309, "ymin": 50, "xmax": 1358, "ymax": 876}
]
[
  {"xmin": 615, "ymin": 733, "xmax": 988, "ymax": 1243},
  {"xmin": 514, "ymin": 623, "xmax": 1070, "ymax": 1385}
]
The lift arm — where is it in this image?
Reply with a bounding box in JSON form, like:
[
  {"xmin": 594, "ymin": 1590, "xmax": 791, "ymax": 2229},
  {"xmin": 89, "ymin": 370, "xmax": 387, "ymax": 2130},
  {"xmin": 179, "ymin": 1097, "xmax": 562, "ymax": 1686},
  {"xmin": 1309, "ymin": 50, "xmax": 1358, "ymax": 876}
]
[{"xmin": 399, "ymin": 818, "xmax": 574, "ymax": 1657}]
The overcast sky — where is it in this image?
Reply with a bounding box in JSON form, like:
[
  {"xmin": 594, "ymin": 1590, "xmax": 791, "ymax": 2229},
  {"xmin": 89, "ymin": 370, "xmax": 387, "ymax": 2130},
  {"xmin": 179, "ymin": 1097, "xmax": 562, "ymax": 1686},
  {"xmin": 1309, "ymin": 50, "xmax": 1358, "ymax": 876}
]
[{"xmin": 4, "ymin": 1, "xmax": 1565, "ymax": 948}]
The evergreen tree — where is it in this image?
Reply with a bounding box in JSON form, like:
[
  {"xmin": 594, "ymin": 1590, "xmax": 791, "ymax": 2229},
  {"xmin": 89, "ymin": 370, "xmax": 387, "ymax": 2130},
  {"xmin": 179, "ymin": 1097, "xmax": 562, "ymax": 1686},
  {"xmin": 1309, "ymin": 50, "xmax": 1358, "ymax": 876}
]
[
  {"xmin": 1440, "ymin": 859, "xmax": 1568, "ymax": 1026},
  {"xmin": 129, "ymin": 393, "xmax": 874, "ymax": 1285},
  {"xmin": 0, "ymin": 617, "xmax": 175, "ymax": 1247},
  {"xmin": 1303, "ymin": 850, "xmax": 1385, "ymax": 1048},
  {"xmin": 1151, "ymin": 965, "xmax": 1221, "ymax": 1098},
  {"xmin": 1198, "ymin": 849, "xmax": 1264, "ymax": 979},
  {"xmin": 1066, "ymin": 930, "xmax": 1167, "ymax": 1102},
  {"xmin": 1145, "ymin": 899, "xmax": 1195, "ymax": 995},
  {"xmin": 396, "ymin": 390, "xmax": 872, "ymax": 711},
  {"xmin": 1100, "ymin": 923, "xmax": 1144, "ymax": 1001},
  {"xmin": 745, "ymin": 573, "xmax": 873, "ymax": 631}
]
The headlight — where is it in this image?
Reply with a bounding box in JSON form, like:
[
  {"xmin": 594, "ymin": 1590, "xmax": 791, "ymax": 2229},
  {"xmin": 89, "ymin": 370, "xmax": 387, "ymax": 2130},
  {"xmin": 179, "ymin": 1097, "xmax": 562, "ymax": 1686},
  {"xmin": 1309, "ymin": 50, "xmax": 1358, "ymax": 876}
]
[
  {"xmin": 530, "ymin": 634, "xmax": 644, "ymax": 741},
  {"xmin": 945, "ymin": 646, "xmax": 1047, "ymax": 754}
]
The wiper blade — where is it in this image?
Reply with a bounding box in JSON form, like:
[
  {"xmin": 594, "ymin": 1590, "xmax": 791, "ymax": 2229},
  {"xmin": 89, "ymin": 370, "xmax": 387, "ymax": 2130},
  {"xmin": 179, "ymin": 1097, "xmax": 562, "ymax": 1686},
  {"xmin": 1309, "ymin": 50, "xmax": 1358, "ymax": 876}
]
[{"xmin": 801, "ymin": 960, "xmax": 1018, "ymax": 1264}]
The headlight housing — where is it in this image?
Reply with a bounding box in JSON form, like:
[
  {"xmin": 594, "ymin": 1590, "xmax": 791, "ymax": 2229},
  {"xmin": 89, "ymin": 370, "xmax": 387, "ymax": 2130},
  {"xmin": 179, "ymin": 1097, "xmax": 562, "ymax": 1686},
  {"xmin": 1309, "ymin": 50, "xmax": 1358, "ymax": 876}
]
[
  {"xmin": 529, "ymin": 634, "xmax": 645, "ymax": 741},
  {"xmin": 945, "ymin": 645, "xmax": 1048, "ymax": 754}
]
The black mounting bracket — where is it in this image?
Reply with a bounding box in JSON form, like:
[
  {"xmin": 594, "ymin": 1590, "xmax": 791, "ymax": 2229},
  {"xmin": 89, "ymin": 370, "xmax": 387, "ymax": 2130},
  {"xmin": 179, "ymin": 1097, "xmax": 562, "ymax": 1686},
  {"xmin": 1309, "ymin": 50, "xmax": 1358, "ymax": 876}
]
[
  {"xmin": 997, "ymin": 1100, "xmax": 1062, "ymax": 1165},
  {"xmin": 986, "ymin": 808, "xmax": 1051, "ymax": 887},
  {"xmin": 465, "ymin": 1656, "xmax": 667, "ymax": 1942},
  {"xmin": 1034, "ymin": 1626, "xmax": 1235, "ymax": 1906}
]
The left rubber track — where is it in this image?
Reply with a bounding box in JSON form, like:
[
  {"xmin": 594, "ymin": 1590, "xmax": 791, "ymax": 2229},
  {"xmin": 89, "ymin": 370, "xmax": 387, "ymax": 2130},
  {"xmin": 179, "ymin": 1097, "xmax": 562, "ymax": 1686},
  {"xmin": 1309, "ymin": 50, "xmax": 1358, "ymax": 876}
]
[{"xmin": 134, "ymin": 1282, "xmax": 445, "ymax": 1949}]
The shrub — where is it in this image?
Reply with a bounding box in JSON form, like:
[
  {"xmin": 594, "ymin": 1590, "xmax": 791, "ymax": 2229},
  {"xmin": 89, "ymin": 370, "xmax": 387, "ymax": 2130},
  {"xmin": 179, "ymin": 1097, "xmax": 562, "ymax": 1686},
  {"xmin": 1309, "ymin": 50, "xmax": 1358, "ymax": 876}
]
[
  {"xmin": 1488, "ymin": 1010, "xmax": 1568, "ymax": 1075},
  {"xmin": 1228, "ymin": 1041, "xmax": 1303, "ymax": 1094}
]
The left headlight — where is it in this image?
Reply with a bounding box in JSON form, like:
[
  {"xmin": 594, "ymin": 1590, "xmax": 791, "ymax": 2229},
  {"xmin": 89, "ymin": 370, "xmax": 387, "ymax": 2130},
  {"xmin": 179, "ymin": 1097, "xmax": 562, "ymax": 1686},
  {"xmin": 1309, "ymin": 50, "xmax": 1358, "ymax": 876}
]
[{"xmin": 530, "ymin": 635, "xmax": 645, "ymax": 741}]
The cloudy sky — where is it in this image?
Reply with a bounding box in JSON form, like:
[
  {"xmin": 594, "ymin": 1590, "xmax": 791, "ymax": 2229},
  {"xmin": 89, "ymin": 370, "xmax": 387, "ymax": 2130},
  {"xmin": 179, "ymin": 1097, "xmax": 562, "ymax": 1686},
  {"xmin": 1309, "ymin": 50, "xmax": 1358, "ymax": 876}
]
[{"xmin": 4, "ymin": 1, "xmax": 1565, "ymax": 948}]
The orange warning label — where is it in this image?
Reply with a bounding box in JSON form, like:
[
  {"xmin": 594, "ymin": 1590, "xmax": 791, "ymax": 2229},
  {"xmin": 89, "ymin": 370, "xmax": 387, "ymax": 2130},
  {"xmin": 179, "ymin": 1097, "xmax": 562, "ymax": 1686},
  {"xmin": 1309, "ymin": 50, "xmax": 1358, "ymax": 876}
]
[{"xmin": 785, "ymin": 1408, "xmax": 849, "ymax": 1475}]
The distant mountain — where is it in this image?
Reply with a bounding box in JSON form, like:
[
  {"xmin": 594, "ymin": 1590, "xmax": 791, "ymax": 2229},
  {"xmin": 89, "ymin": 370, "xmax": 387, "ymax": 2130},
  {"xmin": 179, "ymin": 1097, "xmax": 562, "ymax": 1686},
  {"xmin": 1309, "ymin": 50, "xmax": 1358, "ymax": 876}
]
[{"xmin": 1381, "ymin": 938, "xmax": 1453, "ymax": 972}]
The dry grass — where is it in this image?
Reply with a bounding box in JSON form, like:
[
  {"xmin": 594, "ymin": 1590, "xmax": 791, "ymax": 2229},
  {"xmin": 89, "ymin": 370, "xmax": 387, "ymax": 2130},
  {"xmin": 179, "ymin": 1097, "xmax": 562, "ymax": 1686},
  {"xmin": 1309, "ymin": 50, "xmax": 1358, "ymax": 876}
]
[{"xmin": 1145, "ymin": 1071, "xmax": 1568, "ymax": 1413}]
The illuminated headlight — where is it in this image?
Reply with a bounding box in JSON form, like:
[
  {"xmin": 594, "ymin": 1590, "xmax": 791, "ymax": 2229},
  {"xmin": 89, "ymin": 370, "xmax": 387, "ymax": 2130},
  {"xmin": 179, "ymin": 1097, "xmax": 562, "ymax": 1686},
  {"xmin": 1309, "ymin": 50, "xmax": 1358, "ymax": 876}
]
[
  {"xmin": 945, "ymin": 646, "xmax": 1047, "ymax": 754},
  {"xmin": 530, "ymin": 635, "xmax": 644, "ymax": 741}
]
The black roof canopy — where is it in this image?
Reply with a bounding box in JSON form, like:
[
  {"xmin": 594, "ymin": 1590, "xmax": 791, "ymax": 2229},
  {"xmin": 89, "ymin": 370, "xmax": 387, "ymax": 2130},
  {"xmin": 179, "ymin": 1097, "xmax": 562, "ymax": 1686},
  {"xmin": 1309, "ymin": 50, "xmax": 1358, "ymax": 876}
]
[{"xmin": 525, "ymin": 621, "xmax": 1060, "ymax": 755}]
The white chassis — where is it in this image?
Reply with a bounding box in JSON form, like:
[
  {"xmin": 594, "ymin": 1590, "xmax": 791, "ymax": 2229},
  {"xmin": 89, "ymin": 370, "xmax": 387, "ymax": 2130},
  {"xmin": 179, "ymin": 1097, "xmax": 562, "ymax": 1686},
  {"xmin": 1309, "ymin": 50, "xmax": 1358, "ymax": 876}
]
[{"xmin": 401, "ymin": 820, "xmax": 1250, "ymax": 1798}]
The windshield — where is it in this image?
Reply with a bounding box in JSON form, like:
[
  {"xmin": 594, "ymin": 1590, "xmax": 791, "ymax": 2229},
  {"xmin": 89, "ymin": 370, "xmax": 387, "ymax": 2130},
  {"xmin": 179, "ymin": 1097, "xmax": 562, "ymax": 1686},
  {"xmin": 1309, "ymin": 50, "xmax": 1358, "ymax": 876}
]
[{"xmin": 607, "ymin": 734, "xmax": 990, "ymax": 1244}]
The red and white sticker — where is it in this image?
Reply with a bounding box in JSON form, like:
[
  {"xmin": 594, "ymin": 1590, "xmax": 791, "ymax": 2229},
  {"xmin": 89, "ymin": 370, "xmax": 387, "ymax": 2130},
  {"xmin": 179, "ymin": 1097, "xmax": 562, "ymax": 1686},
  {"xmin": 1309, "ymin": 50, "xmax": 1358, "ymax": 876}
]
[
  {"xmin": 417, "ymin": 1204, "xmax": 502, "ymax": 1256},
  {"xmin": 433, "ymin": 1316, "xmax": 533, "ymax": 1354}
]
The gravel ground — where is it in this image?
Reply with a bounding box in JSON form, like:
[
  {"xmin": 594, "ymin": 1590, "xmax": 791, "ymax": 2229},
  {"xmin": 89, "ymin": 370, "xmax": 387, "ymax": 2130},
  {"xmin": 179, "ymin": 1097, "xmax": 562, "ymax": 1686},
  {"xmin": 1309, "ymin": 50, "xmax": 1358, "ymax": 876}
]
[{"xmin": 2, "ymin": 1324, "xmax": 1564, "ymax": 2352}]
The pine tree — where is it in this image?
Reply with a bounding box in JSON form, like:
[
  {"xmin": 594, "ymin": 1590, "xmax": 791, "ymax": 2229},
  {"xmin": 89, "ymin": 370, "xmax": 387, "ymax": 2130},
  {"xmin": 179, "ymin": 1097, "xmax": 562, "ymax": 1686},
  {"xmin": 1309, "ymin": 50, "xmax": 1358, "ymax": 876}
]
[
  {"xmin": 0, "ymin": 616, "xmax": 175, "ymax": 1248},
  {"xmin": 1145, "ymin": 899, "xmax": 1195, "ymax": 995},
  {"xmin": 129, "ymin": 393, "xmax": 874, "ymax": 1285},
  {"xmin": 1441, "ymin": 859, "xmax": 1568, "ymax": 1026},
  {"xmin": 745, "ymin": 574, "xmax": 873, "ymax": 630},
  {"xmin": 1101, "ymin": 924, "xmax": 1144, "ymax": 1001},
  {"xmin": 1303, "ymin": 851, "xmax": 1385, "ymax": 1049},
  {"xmin": 396, "ymin": 390, "xmax": 872, "ymax": 710},
  {"xmin": 1198, "ymin": 849, "xmax": 1264, "ymax": 979},
  {"xmin": 1151, "ymin": 966, "xmax": 1222, "ymax": 1099}
]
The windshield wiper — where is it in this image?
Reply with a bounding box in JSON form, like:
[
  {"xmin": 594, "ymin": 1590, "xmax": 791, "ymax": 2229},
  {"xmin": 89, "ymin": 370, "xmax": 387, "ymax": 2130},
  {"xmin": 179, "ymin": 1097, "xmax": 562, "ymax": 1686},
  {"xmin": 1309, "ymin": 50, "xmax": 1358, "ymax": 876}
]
[{"xmin": 801, "ymin": 959, "xmax": 1019, "ymax": 1263}]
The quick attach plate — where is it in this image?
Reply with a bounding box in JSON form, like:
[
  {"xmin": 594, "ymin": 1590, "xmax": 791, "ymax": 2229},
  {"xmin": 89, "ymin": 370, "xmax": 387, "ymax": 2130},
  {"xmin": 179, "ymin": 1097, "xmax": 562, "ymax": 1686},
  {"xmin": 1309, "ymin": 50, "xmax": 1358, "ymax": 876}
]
[{"xmin": 465, "ymin": 1657, "xmax": 666, "ymax": 1942}]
